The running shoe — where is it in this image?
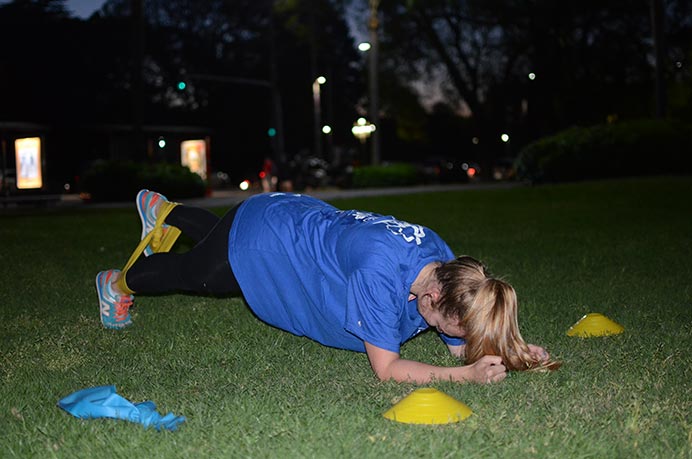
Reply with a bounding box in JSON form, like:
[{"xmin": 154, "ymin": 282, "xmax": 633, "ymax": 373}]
[
  {"xmin": 136, "ymin": 189, "xmax": 170, "ymax": 256},
  {"xmin": 96, "ymin": 269, "xmax": 133, "ymax": 329}
]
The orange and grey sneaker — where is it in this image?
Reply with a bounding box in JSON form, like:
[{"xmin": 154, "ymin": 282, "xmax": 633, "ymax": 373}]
[
  {"xmin": 96, "ymin": 269, "xmax": 133, "ymax": 329},
  {"xmin": 136, "ymin": 189, "xmax": 171, "ymax": 256}
]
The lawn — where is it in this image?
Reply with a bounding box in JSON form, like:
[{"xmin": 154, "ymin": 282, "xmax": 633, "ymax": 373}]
[{"xmin": 1, "ymin": 177, "xmax": 690, "ymax": 458}]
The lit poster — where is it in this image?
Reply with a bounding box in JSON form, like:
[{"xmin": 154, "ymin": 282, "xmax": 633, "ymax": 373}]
[
  {"xmin": 181, "ymin": 139, "xmax": 207, "ymax": 180},
  {"xmin": 15, "ymin": 137, "xmax": 43, "ymax": 189}
]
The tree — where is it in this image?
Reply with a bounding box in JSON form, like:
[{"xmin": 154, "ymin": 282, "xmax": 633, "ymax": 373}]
[
  {"xmin": 86, "ymin": 0, "xmax": 363, "ymax": 176},
  {"xmin": 364, "ymin": 0, "xmax": 692, "ymax": 163},
  {"xmin": 0, "ymin": 0, "xmax": 102, "ymax": 122},
  {"xmin": 272, "ymin": 0, "xmax": 364, "ymax": 154}
]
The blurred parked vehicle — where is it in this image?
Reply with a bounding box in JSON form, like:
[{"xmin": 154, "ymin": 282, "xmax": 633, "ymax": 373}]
[
  {"xmin": 209, "ymin": 170, "xmax": 231, "ymax": 189},
  {"xmin": 491, "ymin": 157, "xmax": 516, "ymax": 181},
  {"xmin": 296, "ymin": 156, "xmax": 330, "ymax": 189},
  {"xmin": 460, "ymin": 161, "xmax": 481, "ymax": 181},
  {"xmin": 419, "ymin": 158, "xmax": 478, "ymax": 184},
  {"xmin": 276, "ymin": 154, "xmax": 331, "ymax": 190},
  {"xmin": 238, "ymin": 155, "xmax": 332, "ymax": 192}
]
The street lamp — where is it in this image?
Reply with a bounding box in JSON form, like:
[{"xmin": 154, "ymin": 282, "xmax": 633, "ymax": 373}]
[
  {"xmin": 351, "ymin": 117, "xmax": 376, "ymax": 143},
  {"xmin": 500, "ymin": 133, "xmax": 511, "ymax": 158},
  {"xmin": 313, "ymin": 75, "xmax": 326, "ymax": 158}
]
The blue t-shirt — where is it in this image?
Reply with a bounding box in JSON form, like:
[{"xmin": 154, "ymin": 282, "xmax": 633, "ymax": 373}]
[{"xmin": 227, "ymin": 193, "xmax": 462, "ymax": 353}]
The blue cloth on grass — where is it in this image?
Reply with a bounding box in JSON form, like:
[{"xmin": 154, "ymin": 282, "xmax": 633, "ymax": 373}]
[{"xmin": 58, "ymin": 385, "xmax": 185, "ymax": 431}]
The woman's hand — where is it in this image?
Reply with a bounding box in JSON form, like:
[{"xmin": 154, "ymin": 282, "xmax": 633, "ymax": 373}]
[
  {"xmin": 527, "ymin": 344, "xmax": 550, "ymax": 362},
  {"xmin": 461, "ymin": 355, "xmax": 507, "ymax": 384}
]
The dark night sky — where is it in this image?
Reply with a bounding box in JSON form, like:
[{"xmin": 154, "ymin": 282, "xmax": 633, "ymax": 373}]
[
  {"xmin": 59, "ymin": 0, "xmax": 104, "ymax": 18},
  {"xmin": 0, "ymin": 0, "xmax": 103, "ymax": 17}
]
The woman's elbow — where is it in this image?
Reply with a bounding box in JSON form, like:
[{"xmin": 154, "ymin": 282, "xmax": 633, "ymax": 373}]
[{"xmin": 371, "ymin": 365, "xmax": 394, "ymax": 382}]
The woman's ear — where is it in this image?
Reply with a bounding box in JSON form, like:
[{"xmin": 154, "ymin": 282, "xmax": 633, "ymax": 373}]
[
  {"xmin": 418, "ymin": 287, "xmax": 441, "ymax": 314},
  {"xmin": 427, "ymin": 284, "xmax": 442, "ymax": 304},
  {"xmin": 418, "ymin": 293, "xmax": 433, "ymax": 312}
]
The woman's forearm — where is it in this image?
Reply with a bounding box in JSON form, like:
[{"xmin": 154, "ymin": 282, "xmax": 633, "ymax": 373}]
[
  {"xmin": 365, "ymin": 341, "xmax": 506, "ymax": 384},
  {"xmin": 381, "ymin": 358, "xmax": 472, "ymax": 384}
]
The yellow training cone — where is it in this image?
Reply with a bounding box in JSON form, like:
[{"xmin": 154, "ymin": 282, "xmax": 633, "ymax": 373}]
[
  {"xmin": 566, "ymin": 313, "xmax": 624, "ymax": 337},
  {"xmin": 382, "ymin": 388, "xmax": 473, "ymax": 425}
]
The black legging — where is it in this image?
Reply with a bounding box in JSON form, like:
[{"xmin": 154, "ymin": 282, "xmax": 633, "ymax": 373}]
[{"xmin": 125, "ymin": 203, "xmax": 242, "ymax": 295}]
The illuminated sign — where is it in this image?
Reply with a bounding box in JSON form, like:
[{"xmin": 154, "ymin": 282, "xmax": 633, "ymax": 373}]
[
  {"xmin": 15, "ymin": 137, "xmax": 43, "ymax": 189},
  {"xmin": 181, "ymin": 139, "xmax": 207, "ymax": 180}
]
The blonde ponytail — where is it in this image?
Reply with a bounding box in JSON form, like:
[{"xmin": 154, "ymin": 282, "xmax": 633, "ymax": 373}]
[
  {"xmin": 462, "ymin": 278, "xmax": 536, "ymax": 370},
  {"xmin": 435, "ymin": 256, "xmax": 559, "ymax": 372}
]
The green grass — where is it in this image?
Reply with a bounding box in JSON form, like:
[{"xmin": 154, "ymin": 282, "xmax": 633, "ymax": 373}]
[{"xmin": 1, "ymin": 177, "xmax": 691, "ymax": 458}]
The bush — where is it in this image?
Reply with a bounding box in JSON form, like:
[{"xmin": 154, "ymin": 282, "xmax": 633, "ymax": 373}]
[
  {"xmin": 515, "ymin": 119, "xmax": 692, "ymax": 183},
  {"xmin": 81, "ymin": 160, "xmax": 206, "ymax": 202},
  {"xmin": 351, "ymin": 163, "xmax": 419, "ymax": 188}
]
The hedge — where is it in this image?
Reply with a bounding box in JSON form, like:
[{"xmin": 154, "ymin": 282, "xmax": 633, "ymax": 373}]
[
  {"xmin": 81, "ymin": 160, "xmax": 206, "ymax": 202},
  {"xmin": 515, "ymin": 119, "xmax": 692, "ymax": 183},
  {"xmin": 351, "ymin": 163, "xmax": 419, "ymax": 188}
]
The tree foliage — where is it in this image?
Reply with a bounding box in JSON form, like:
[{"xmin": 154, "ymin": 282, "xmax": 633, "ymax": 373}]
[
  {"xmin": 372, "ymin": 0, "xmax": 692, "ymax": 155},
  {"xmin": 0, "ymin": 0, "xmax": 363, "ymax": 179},
  {"xmin": 1, "ymin": 0, "xmax": 690, "ymax": 180}
]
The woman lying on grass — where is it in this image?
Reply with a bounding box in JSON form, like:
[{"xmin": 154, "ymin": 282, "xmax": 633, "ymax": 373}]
[{"xmin": 96, "ymin": 190, "xmax": 556, "ymax": 384}]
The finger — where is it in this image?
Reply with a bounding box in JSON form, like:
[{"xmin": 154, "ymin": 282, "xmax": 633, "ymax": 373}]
[
  {"xmin": 486, "ymin": 369, "xmax": 507, "ymax": 384},
  {"xmin": 482, "ymin": 363, "xmax": 505, "ymax": 382},
  {"xmin": 482, "ymin": 354, "xmax": 504, "ymax": 365},
  {"xmin": 493, "ymin": 371, "xmax": 507, "ymax": 383},
  {"xmin": 490, "ymin": 363, "xmax": 506, "ymax": 376},
  {"xmin": 529, "ymin": 350, "xmax": 545, "ymax": 361}
]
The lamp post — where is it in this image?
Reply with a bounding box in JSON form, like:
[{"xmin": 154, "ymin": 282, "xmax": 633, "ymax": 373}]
[
  {"xmin": 368, "ymin": 0, "xmax": 381, "ymax": 165},
  {"xmin": 313, "ymin": 76, "xmax": 326, "ymax": 158}
]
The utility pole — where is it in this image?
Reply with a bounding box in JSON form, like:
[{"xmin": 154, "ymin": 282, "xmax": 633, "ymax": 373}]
[{"xmin": 368, "ymin": 0, "xmax": 381, "ymax": 165}]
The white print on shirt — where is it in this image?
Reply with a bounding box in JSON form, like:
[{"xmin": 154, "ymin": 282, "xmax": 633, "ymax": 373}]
[
  {"xmin": 270, "ymin": 192, "xmax": 302, "ymax": 197},
  {"xmin": 346, "ymin": 211, "xmax": 426, "ymax": 245},
  {"xmin": 374, "ymin": 218, "xmax": 426, "ymax": 245}
]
